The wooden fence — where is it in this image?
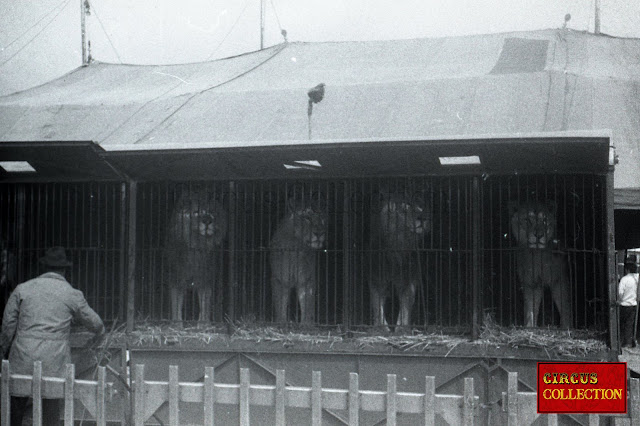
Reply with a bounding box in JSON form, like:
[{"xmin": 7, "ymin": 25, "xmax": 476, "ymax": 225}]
[
  {"xmin": 502, "ymin": 372, "xmax": 640, "ymax": 426},
  {"xmin": 0, "ymin": 360, "xmax": 478, "ymax": 425},
  {"xmin": 10, "ymin": 362, "xmax": 640, "ymax": 425},
  {"xmin": 0, "ymin": 360, "xmax": 113, "ymax": 425}
]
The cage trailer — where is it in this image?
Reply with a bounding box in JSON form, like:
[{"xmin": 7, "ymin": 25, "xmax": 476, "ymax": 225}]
[{"xmin": 0, "ymin": 134, "xmax": 617, "ymax": 424}]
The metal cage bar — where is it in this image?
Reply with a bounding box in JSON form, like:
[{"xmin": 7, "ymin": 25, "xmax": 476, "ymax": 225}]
[
  {"xmin": 0, "ymin": 182, "xmax": 124, "ymax": 326},
  {"xmin": 0, "ymin": 172, "xmax": 609, "ymax": 335}
]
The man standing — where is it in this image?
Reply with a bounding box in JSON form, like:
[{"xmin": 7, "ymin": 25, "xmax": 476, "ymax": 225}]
[
  {"xmin": 618, "ymin": 259, "xmax": 639, "ymax": 348},
  {"xmin": 0, "ymin": 247, "xmax": 104, "ymax": 426}
]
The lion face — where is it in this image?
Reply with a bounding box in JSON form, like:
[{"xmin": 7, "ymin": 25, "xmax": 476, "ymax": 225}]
[
  {"xmin": 291, "ymin": 206, "xmax": 327, "ymax": 250},
  {"xmin": 170, "ymin": 193, "xmax": 228, "ymax": 248},
  {"xmin": 509, "ymin": 202, "xmax": 557, "ymax": 249},
  {"xmin": 379, "ymin": 192, "xmax": 431, "ymax": 237}
]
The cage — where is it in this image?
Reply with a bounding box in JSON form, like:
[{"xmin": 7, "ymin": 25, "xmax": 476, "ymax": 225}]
[
  {"xmin": 0, "ymin": 182, "xmax": 124, "ymax": 323},
  {"xmin": 0, "ymin": 137, "xmax": 613, "ymax": 339},
  {"xmin": 129, "ymin": 172, "xmax": 606, "ymax": 333}
]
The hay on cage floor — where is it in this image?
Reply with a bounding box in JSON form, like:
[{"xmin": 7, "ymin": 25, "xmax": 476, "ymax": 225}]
[
  {"xmin": 110, "ymin": 316, "xmax": 607, "ymax": 356},
  {"xmin": 477, "ymin": 314, "xmax": 607, "ymax": 357}
]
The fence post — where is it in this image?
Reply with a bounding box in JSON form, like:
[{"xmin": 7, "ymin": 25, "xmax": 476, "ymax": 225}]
[
  {"xmin": 239, "ymin": 368, "xmax": 250, "ymax": 426},
  {"xmin": 32, "ymin": 361, "xmax": 42, "ymax": 426},
  {"xmin": 348, "ymin": 372, "xmax": 359, "ymax": 426},
  {"xmin": 463, "ymin": 377, "xmax": 474, "ymax": 426},
  {"xmin": 507, "ymin": 372, "xmax": 518, "ymax": 426},
  {"xmin": 120, "ymin": 345, "xmax": 129, "ymax": 426},
  {"xmin": 204, "ymin": 366, "xmax": 215, "ymax": 426},
  {"xmin": 1, "ymin": 360, "xmax": 10, "ymax": 426},
  {"xmin": 97, "ymin": 366, "xmax": 106, "ymax": 426},
  {"xmin": 275, "ymin": 370, "xmax": 285, "ymax": 426},
  {"xmin": 424, "ymin": 376, "xmax": 435, "ymax": 426},
  {"xmin": 631, "ymin": 378, "xmax": 640, "ymax": 425},
  {"xmin": 169, "ymin": 365, "xmax": 179, "ymax": 426},
  {"xmin": 312, "ymin": 371, "xmax": 322, "ymax": 426},
  {"xmin": 387, "ymin": 374, "xmax": 397, "ymax": 426},
  {"xmin": 134, "ymin": 364, "xmax": 145, "ymax": 426},
  {"xmin": 64, "ymin": 364, "xmax": 74, "ymax": 426}
]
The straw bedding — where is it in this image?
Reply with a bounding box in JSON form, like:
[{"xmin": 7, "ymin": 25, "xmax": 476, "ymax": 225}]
[{"xmin": 100, "ymin": 315, "xmax": 606, "ymax": 358}]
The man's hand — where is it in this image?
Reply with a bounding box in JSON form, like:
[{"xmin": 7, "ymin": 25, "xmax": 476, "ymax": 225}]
[
  {"xmin": 0, "ymin": 333, "xmax": 11, "ymax": 359},
  {"xmin": 85, "ymin": 331, "xmax": 105, "ymax": 348}
]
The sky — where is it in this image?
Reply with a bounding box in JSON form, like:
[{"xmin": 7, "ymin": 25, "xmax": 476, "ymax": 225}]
[{"xmin": 0, "ymin": 0, "xmax": 639, "ymax": 96}]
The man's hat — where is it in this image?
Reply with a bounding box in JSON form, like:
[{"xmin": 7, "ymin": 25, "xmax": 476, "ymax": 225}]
[{"xmin": 39, "ymin": 246, "xmax": 73, "ymax": 268}]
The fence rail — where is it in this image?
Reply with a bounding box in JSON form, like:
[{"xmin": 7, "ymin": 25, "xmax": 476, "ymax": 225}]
[
  {"xmin": 133, "ymin": 364, "xmax": 477, "ymax": 426},
  {"xmin": 0, "ymin": 360, "xmax": 478, "ymax": 425},
  {"xmin": 7, "ymin": 361, "xmax": 640, "ymax": 425},
  {"xmin": 1, "ymin": 360, "xmax": 113, "ymax": 425}
]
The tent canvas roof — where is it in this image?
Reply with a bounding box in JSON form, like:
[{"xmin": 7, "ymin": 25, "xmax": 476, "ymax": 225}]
[{"xmin": 0, "ymin": 29, "xmax": 638, "ymax": 208}]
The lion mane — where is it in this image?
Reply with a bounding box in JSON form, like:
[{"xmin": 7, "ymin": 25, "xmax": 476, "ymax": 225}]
[
  {"xmin": 509, "ymin": 201, "xmax": 572, "ymax": 328},
  {"xmin": 269, "ymin": 198, "xmax": 327, "ymax": 324},
  {"xmin": 165, "ymin": 187, "xmax": 228, "ymax": 322},
  {"xmin": 368, "ymin": 189, "xmax": 430, "ymax": 329}
]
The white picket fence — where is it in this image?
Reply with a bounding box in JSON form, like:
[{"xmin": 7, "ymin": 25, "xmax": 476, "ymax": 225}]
[
  {"xmin": 5, "ymin": 361, "xmax": 639, "ymax": 425},
  {"xmin": 1, "ymin": 360, "xmax": 479, "ymax": 425}
]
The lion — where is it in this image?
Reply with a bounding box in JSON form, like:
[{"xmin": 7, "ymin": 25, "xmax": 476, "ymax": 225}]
[
  {"xmin": 164, "ymin": 187, "xmax": 228, "ymax": 323},
  {"xmin": 368, "ymin": 189, "xmax": 430, "ymax": 329},
  {"xmin": 269, "ymin": 197, "xmax": 327, "ymax": 324},
  {"xmin": 509, "ymin": 201, "xmax": 572, "ymax": 328}
]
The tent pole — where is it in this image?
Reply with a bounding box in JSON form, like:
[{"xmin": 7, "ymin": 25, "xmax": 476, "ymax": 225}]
[
  {"xmin": 80, "ymin": 0, "xmax": 88, "ymax": 65},
  {"xmin": 607, "ymin": 154, "xmax": 619, "ymax": 356},
  {"xmin": 260, "ymin": 0, "xmax": 265, "ymax": 50},
  {"xmin": 594, "ymin": 0, "xmax": 601, "ymax": 34}
]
